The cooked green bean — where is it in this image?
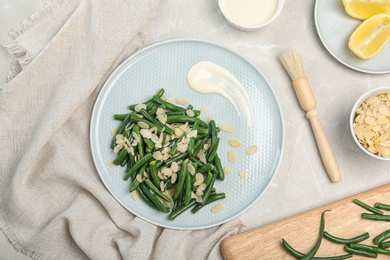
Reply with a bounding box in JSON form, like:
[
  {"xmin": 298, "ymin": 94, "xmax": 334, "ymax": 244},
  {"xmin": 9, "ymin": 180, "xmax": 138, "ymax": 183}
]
[
  {"xmin": 348, "ymin": 243, "xmax": 390, "ymax": 255},
  {"xmin": 168, "ymin": 200, "xmax": 196, "ymax": 221},
  {"xmin": 111, "ymin": 113, "xmax": 131, "ymax": 149},
  {"xmin": 137, "ymin": 186, "xmax": 158, "ymax": 210},
  {"xmin": 129, "ymin": 163, "xmax": 147, "ymax": 192},
  {"xmin": 183, "ymin": 166, "xmax": 192, "ymax": 206},
  {"xmin": 300, "ymin": 210, "xmax": 329, "ymax": 260},
  {"xmin": 379, "ymin": 241, "xmax": 390, "ymax": 249},
  {"xmin": 113, "ymin": 149, "xmax": 128, "ymax": 165},
  {"xmin": 201, "ymin": 172, "xmax": 217, "ymax": 205},
  {"xmin": 191, "ymin": 193, "xmax": 225, "ymax": 214},
  {"xmin": 166, "ymin": 115, "xmax": 208, "ymax": 127},
  {"xmin": 151, "ymin": 96, "xmax": 186, "ymax": 112},
  {"xmin": 374, "ymin": 203, "xmax": 390, "ymax": 211},
  {"xmin": 281, "ymin": 239, "xmax": 353, "ymax": 260},
  {"xmin": 324, "ymin": 231, "xmax": 370, "ymax": 244},
  {"xmin": 139, "ymin": 108, "xmax": 174, "ymax": 135},
  {"xmin": 172, "ymin": 163, "xmax": 188, "ymax": 201},
  {"xmin": 362, "ymin": 213, "xmax": 390, "ymax": 221},
  {"xmin": 353, "ymin": 199, "xmax": 383, "ymax": 215},
  {"xmin": 139, "ymin": 183, "xmax": 169, "ymax": 213},
  {"xmin": 344, "ymin": 245, "xmax": 377, "ymax": 258},
  {"xmin": 144, "ymin": 179, "xmax": 171, "ymax": 203},
  {"xmin": 124, "ymin": 153, "xmax": 153, "ymax": 180},
  {"xmin": 133, "ymin": 125, "xmax": 144, "ymax": 158},
  {"xmin": 114, "ymin": 113, "xmax": 129, "ymax": 121},
  {"xmin": 207, "ymin": 137, "xmax": 220, "ymax": 162},
  {"xmin": 374, "ymin": 229, "xmax": 390, "ymax": 245},
  {"xmin": 213, "ymin": 154, "xmax": 225, "ymax": 181}
]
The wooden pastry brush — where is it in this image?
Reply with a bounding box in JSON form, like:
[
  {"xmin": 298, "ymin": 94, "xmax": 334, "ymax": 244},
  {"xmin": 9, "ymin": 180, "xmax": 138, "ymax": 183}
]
[{"xmin": 280, "ymin": 50, "xmax": 341, "ymax": 183}]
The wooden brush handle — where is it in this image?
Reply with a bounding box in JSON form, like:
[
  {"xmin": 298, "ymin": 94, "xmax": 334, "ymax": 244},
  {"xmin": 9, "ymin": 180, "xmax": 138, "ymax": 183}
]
[{"xmin": 293, "ymin": 78, "xmax": 341, "ymax": 183}]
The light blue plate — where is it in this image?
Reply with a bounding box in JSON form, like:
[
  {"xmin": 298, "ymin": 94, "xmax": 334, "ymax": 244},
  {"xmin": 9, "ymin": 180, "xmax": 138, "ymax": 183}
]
[{"xmin": 90, "ymin": 39, "xmax": 284, "ymax": 230}]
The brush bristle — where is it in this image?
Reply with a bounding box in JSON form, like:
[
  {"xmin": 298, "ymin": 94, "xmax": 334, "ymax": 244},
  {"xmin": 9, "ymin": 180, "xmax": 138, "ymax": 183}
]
[{"xmin": 279, "ymin": 50, "xmax": 305, "ymax": 81}]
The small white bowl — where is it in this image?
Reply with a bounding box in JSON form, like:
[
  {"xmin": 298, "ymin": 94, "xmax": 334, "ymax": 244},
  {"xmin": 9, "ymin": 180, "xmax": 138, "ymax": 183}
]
[
  {"xmin": 218, "ymin": 0, "xmax": 284, "ymax": 31},
  {"xmin": 350, "ymin": 87, "xmax": 390, "ymax": 161}
]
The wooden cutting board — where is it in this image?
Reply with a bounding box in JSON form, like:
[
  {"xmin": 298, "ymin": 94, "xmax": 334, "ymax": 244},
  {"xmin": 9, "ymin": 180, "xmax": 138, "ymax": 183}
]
[{"xmin": 221, "ymin": 184, "xmax": 390, "ymax": 259}]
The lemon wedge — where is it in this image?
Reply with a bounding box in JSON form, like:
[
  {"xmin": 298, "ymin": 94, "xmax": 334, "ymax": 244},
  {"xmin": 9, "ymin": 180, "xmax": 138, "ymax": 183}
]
[
  {"xmin": 348, "ymin": 14, "xmax": 390, "ymax": 59},
  {"xmin": 342, "ymin": 0, "xmax": 390, "ymax": 20}
]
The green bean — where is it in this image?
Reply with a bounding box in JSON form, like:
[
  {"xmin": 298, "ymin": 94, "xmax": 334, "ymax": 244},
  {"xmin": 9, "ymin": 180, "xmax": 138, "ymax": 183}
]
[
  {"xmin": 139, "ymin": 108, "xmax": 174, "ymax": 135},
  {"xmin": 362, "ymin": 213, "xmax": 390, "ymax": 221},
  {"xmin": 151, "ymin": 96, "xmax": 186, "ymax": 112},
  {"xmin": 164, "ymin": 152, "xmax": 188, "ymax": 167},
  {"xmin": 191, "ymin": 193, "xmax": 226, "ymax": 214},
  {"xmin": 324, "ymin": 231, "xmax": 370, "ymax": 244},
  {"xmin": 149, "ymin": 161, "xmax": 160, "ymax": 187},
  {"xmin": 114, "ymin": 113, "xmax": 129, "ymax": 121},
  {"xmin": 300, "ymin": 210, "xmax": 329, "ymax": 260},
  {"xmin": 197, "ymin": 163, "xmax": 213, "ymax": 173},
  {"xmin": 169, "ymin": 134, "xmax": 186, "ymax": 156},
  {"xmin": 113, "ymin": 149, "xmax": 128, "ymax": 165},
  {"xmin": 137, "ymin": 186, "xmax": 158, "ymax": 210},
  {"xmin": 144, "ymin": 179, "xmax": 171, "ymax": 203},
  {"xmin": 345, "ymin": 245, "xmax": 377, "ymax": 258},
  {"xmin": 207, "ymin": 138, "xmax": 220, "ymax": 162},
  {"xmin": 124, "ymin": 153, "xmax": 153, "ymax": 180},
  {"xmin": 374, "ymin": 203, "xmax": 390, "ymax": 211},
  {"xmin": 168, "ymin": 200, "xmax": 196, "ymax": 221},
  {"xmin": 213, "ymin": 154, "xmax": 225, "ymax": 181},
  {"xmin": 166, "ymin": 115, "xmax": 208, "ymax": 127},
  {"xmin": 374, "ymin": 229, "xmax": 390, "ymax": 245},
  {"xmin": 281, "ymin": 239, "xmax": 353, "ymax": 260},
  {"xmin": 348, "ymin": 243, "xmax": 390, "ymax": 255},
  {"xmin": 111, "ymin": 113, "xmax": 131, "ymax": 149},
  {"xmin": 183, "ymin": 166, "xmax": 192, "ymax": 206},
  {"xmin": 209, "ymin": 119, "xmax": 218, "ymax": 142},
  {"xmin": 139, "ymin": 183, "xmax": 169, "ymax": 213},
  {"xmin": 353, "ymin": 199, "xmax": 383, "ymax": 215},
  {"xmin": 201, "ymin": 172, "xmax": 217, "ymax": 205},
  {"xmin": 172, "ymin": 162, "xmax": 188, "ymax": 201},
  {"xmin": 152, "ymin": 88, "xmax": 165, "ymax": 99},
  {"xmin": 143, "ymin": 138, "xmax": 155, "ymax": 153},
  {"xmin": 133, "ymin": 125, "xmax": 144, "ymax": 158},
  {"xmin": 379, "ymin": 241, "xmax": 390, "ymax": 249},
  {"xmin": 192, "ymin": 134, "xmax": 210, "ymax": 157},
  {"xmin": 129, "ymin": 163, "xmax": 147, "ymax": 192}
]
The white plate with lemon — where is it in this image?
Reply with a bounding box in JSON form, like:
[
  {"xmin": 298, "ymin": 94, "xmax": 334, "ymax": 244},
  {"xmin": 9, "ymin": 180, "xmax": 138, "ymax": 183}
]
[{"xmin": 315, "ymin": 0, "xmax": 390, "ymax": 74}]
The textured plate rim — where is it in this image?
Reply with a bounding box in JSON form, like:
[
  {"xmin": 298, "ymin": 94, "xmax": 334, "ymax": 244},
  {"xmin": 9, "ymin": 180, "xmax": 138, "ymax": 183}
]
[
  {"xmin": 89, "ymin": 38, "xmax": 285, "ymax": 230},
  {"xmin": 314, "ymin": 0, "xmax": 390, "ymax": 74}
]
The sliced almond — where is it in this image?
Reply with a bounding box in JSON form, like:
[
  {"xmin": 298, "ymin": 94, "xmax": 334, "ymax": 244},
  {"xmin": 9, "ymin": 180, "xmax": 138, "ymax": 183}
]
[{"xmin": 246, "ymin": 145, "xmax": 258, "ymax": 155}]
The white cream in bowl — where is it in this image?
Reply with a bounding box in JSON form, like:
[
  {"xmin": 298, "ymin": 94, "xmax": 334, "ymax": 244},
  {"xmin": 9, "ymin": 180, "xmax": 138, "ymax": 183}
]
[{"xmin": 218, "ymin": 0, "xmax": 284, "ymax": 31}]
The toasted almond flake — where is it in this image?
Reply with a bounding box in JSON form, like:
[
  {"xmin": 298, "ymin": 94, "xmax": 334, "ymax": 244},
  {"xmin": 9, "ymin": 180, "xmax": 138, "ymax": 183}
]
[
  {"xmin": 177, "ymin": 143, "xmax": 188, "ymax": 153},
  {"xmin": 228, "ymin": 150, "xmax": 236, "ymax": 163},
  {"xmin": 113, "ymin": 145, "xmax": 122, "ymax": 154},
  {"xmin": 144, "ymin": 171, "xmax": 150, "ymax": 179},
  {"xmin": 131, "ymin": 190, "xmax": 140, "ymax": 200},
  {"xmin": 224, "ymin": 167, "xmax": 232, "ymax": 175},
  {"xmin": 195, "ymin": 173, "xmax": 204, "ymax": 182},
  {"xmin": 161, "ymin": 167, "xmax": 173, "ymax": 177},
  {"xmin": 111, "ymin": 128, "xmax": 117, "ymax": 136},
  {"xmin": 171, "ymin": 172, "xmax": 178, "ymax": 184},
  {"xmin": 186, "ymin": 110, "xmax": 195, "ymax": 117},
  {"xmin": 196, "ymin": 189, "xmax": 204, "ymax": 196},
  {"xmin": 187, "ymin": 164, "xmax": 196, "ymax": 175},
  {"xmin": 166, "ymin": 98, "xmax": 174, "ymax": 104},
  {"xmin": 157, "ymin": 114, "xmax": 167, "ymax": 124},
  {"xmin": 211, "ymin": 204, "xmax": 224, "ymax": 213},
  {"xmin": 137, "ymin": 122, "xmax": 150, "ymax": 129},
  {"xmin": 171, "ymin": 162, "xmax": 179, "ymax": 172},
  {"xmin": 160, "ymin": 181, "xmax": 165, "ymax": 191},
  {"xmin": 156, "ymin": 108, "xmax": 165, "ymax": 116},
  {"xmin": 153, "ymin": 151, "xmax": 163, "ymax": 161},
  {"xmin": 220, "ymin": 125, "xmax": 235, "ymax": 133},
  {"xmin": 132, "ymin": 132, "xmax": 141, "ymax": 143},
  {"xmin": 191, "ymin": 192, "xmax": 197, "ymax": 199},
  {"xmin": 199, "ymin": 183, "xmax": 206, "ymax": 191},
  {"xmin": 136, "ymin": 174, "xmax": 144, "ymax": 183},
  {"xmin": 140, "ymin": 129, "xmax": 152, "ymax": 139},
  {"xmin": 187, "ymin": 130, "xmax": 198, "ymax": 139},
  {"xmin": 207, "ymin": 116, "xmax": 213, "ymax": 123},
  {"xmin": 174, "ymin": 127, "xmax": 184, "ymax": 137},
  {"xmin": 239, "ymin": 170, "xmax": 247, "ymax": 179},
  {"xmin": 246, "ymin": 145, "xmax": 258, "ymax": 155},
  {"xmin": 108, "ymin": 160, "xmax": 116, "ymax": 167},
  {"xmin": 196, "ymin": 196, "xmax": 203, "ymax": 203},
  {"xmin": 229, "ymin": 140, "xmax": 242, "ymax": 148},
  {"xmin": 197, "ymin": 150, "xmax": 207, "ymax": 164},
  {"xmin": 134, "ymin": 103, "xmax": 147, "ymax": 112},
  {"xmin": 201, "ymin": 107, "xmax": 208, "ymax": 112},
  {"xmin": 176, "ymin": 98, "xmax": 188, "ymax": 105}
]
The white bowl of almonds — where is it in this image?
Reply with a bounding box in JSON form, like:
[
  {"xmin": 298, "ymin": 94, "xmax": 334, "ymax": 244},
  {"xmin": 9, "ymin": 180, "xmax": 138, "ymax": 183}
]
[{"xmin": 350, "ymin": 87, "xmax": 390, "ymax": 160}]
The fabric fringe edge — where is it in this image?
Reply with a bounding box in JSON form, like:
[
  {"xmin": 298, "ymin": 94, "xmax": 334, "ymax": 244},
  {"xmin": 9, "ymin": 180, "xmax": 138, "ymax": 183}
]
[{"xmin": 3, "ymin": 0, "xmax": 68, "ymax": 82}]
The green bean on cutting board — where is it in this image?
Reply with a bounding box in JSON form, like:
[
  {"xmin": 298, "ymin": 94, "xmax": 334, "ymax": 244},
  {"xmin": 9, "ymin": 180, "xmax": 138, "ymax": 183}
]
[
  {"xmin": 282, "ymin": 199, "xmax": 390, "ymax": 259},
  {"xmin": 110, "ymin": 88, "xmax": 227, "ymax": 220}
]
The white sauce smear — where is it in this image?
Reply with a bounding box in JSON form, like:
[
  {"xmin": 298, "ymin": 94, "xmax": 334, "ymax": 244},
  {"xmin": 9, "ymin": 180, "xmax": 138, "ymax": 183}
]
[
  {"xmin": 187, "ymin": 61, "xmax": 254, "ymax": 129},
  {"xmin": 220, "ymin": 0, "xmax": 278, "ymax": 27}
]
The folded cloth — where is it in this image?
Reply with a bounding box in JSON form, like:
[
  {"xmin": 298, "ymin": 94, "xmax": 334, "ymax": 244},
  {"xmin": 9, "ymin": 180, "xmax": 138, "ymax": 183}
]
[{"xmin": 0, "ymin": 0, "xmax": 244, "ymax": 259}]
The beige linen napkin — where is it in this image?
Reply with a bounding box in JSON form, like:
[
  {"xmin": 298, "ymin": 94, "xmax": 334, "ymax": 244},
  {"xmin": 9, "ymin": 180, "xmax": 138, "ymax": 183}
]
[{"xmin": 0, "ymin": 0, "xmax": 244, "ymax": 259}]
